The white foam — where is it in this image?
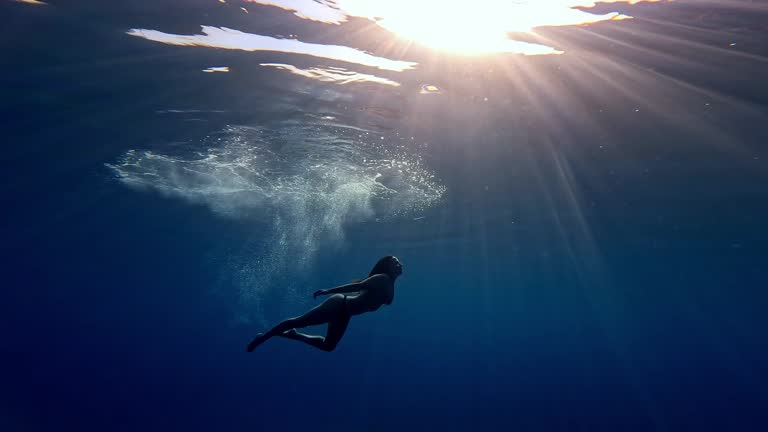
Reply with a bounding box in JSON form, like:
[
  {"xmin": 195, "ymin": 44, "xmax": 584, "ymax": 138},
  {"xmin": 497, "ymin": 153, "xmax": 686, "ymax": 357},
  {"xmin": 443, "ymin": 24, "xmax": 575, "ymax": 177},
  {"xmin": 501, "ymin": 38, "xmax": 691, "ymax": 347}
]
[{"xmin": 107, "ymin": 123, "xmax": 445, "ymax": 321}]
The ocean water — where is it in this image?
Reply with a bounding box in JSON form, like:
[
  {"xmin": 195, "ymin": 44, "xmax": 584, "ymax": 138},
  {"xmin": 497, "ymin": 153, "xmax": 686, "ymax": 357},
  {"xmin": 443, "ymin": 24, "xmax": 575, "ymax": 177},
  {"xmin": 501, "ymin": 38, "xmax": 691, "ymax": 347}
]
[{"xmin": 2, "ymin": 1, "xmax": 768, "ymax": 431}]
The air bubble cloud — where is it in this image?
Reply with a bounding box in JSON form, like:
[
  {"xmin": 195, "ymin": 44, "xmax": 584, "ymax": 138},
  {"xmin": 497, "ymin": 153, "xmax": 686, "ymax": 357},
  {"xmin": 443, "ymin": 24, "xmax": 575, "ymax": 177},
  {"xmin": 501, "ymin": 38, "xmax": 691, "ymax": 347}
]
[{"xmin": 107, "ymin": 123, "xmax": 444, "ymax": 321}]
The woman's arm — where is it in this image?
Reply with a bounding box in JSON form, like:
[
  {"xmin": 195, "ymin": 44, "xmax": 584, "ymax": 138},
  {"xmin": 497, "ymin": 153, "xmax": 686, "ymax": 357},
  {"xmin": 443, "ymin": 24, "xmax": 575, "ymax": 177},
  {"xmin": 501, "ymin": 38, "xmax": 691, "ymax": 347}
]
[
  {"xmin": 314, "ymin": 281, "xmax": 365, "ymax": 299},
  {"xmin": 325, "ymin": 282, "xmax": 365, "ymax": 295}
]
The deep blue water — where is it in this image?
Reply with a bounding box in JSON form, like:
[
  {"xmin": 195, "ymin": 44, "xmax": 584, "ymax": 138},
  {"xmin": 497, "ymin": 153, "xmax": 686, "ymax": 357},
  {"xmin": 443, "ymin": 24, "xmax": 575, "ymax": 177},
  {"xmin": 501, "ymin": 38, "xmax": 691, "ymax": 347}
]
[{"xmin": 2, "ymin": 1, "xmax": 768, "ymax": 431}]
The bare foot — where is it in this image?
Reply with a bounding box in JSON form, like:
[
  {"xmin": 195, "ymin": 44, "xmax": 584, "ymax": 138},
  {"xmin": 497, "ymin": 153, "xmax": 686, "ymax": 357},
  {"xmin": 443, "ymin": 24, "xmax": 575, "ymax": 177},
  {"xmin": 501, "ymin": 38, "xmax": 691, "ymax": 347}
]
[{"xmin": 246, "ymin": 333, "xmax": 265, "ymax": 352}]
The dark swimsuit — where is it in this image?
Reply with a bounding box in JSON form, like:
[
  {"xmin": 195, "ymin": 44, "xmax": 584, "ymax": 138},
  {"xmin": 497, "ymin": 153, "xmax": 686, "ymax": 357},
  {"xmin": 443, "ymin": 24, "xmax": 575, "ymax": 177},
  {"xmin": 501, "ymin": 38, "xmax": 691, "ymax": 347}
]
[{"xmin": 341, "ymin": 294, "xmax": 352, "ymax": 317}]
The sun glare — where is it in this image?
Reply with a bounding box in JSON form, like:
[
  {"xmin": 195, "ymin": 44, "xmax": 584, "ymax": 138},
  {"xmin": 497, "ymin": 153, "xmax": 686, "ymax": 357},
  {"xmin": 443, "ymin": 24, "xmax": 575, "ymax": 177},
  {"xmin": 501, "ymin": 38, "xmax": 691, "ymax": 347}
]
[
  {"xmin": 335, "ymin": 0, "xmax": 657, "ymax": 54},
  {"xmin": 129, "ymin": 0, "xmax": 669, "ymax": 75},
  {"xmin": 245, "ymin": 0, "xmax": 666, "ymax": 55}
]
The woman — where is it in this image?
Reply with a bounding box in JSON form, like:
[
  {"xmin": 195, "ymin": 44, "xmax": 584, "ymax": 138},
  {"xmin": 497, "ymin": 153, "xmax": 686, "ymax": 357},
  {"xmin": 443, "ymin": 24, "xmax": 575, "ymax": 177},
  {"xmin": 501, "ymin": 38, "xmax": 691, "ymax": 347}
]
[{"xmin": 247, "ymin": 256, "xmax": 403, "ymax": 352}]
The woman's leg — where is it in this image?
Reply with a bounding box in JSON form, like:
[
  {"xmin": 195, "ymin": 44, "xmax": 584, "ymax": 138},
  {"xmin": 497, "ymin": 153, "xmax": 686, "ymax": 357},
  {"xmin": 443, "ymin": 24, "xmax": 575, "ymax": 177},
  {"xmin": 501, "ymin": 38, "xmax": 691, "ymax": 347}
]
[
  {"xmin": 278, "ymin": 329, "xmax": 326, "ymax": 350},
  {"xmin": 247, "ymin": 294, "xmax": 347, "ymax": 352},
  {"xmin": 278, "ymin": 312, "xmax": 350, "ymax": 352}
]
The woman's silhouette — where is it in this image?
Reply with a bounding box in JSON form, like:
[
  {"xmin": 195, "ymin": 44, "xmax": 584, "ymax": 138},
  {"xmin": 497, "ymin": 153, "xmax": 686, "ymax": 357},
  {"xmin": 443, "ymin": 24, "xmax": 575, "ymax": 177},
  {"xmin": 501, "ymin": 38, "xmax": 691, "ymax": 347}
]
[{"xmin": 247, "ymin": 256, "xmax": 402, "ymax": 352}]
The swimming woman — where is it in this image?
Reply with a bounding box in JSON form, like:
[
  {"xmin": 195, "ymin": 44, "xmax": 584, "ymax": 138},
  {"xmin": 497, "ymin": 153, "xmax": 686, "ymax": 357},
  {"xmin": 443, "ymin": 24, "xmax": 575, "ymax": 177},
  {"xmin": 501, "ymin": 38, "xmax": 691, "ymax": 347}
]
[{"xmin": 247, "ymin": 256, "xmax": 403, "ymax": 352}]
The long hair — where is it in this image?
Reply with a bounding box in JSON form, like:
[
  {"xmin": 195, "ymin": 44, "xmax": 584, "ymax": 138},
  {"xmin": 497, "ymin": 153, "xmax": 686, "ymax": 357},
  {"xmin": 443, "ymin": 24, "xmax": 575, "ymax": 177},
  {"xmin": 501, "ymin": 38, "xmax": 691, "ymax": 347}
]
[
  {"xmin": 349, "ymin": 256, "xmax": 397, "ymax": 283},
  {"xmin": 368, "ymin": 256, "xmax": 396, "ymax": 278}
]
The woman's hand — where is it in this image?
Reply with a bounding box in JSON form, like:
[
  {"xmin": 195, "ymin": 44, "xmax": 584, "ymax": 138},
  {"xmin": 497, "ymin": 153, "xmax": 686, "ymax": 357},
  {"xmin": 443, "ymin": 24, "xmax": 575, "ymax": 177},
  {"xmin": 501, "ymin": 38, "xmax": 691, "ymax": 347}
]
[{"xmin": 313, "ymin": 289, "xmax": 328, "ymax": 299}]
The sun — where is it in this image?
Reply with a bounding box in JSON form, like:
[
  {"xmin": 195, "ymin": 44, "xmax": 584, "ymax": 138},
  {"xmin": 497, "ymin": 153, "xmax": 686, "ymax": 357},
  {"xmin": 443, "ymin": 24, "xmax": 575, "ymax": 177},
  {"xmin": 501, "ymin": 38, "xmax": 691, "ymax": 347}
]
[{"xmin": 373, "ymin": 3, "xmax": 516, "ymax": 54}]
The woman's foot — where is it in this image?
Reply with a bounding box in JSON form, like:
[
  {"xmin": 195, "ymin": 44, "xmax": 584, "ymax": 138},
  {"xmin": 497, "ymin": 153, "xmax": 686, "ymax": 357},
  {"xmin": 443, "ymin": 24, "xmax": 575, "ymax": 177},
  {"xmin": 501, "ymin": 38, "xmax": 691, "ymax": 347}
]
[{"xmin": 246, "ymin": 333, "xmax": 265, "ymax": 352}]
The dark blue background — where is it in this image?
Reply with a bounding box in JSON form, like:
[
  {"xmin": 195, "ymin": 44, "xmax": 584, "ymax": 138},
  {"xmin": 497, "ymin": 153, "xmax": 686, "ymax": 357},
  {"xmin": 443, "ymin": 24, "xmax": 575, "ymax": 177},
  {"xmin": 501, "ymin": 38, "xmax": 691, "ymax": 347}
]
[{"xmin": 2, "ymin": 1, "xmax": 767, "ymax": 430}]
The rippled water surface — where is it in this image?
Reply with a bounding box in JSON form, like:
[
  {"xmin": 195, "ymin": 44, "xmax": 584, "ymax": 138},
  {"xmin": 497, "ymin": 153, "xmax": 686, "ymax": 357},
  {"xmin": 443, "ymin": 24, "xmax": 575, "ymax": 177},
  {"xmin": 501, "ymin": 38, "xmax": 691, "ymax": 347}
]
[{"xmin": 3, "ymin": 1, "xmax": 768, "ymax": 431}]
